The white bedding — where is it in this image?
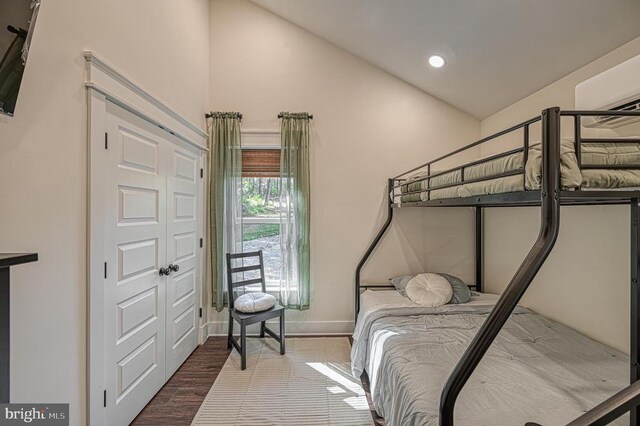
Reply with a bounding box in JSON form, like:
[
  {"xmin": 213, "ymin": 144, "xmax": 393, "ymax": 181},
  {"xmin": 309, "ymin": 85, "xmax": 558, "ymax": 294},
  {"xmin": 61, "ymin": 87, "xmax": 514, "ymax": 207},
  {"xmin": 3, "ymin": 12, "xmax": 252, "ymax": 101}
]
[
  {"xmin": 352, "ymin": 289, "xmax": 629, "ymax": 425},
  {"xmin": 354, "ymin": 289, "xmax": 499, "ymax": 341}
]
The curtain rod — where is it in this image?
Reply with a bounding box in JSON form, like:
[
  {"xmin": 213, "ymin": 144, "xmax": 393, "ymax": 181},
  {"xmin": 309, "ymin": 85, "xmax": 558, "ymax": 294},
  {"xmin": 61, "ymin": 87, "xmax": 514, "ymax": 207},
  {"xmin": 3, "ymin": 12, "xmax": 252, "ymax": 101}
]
[
  {"xmin": 205, "ymin": 112, "xmax": 314, "ymax": 120},
  {"xmin": 278, "ymin": 112, "xmax": 313, "ymax": 120},
  {"xmin": 205, "ymin": 111, "xmax": 243, "ymax": 121}
]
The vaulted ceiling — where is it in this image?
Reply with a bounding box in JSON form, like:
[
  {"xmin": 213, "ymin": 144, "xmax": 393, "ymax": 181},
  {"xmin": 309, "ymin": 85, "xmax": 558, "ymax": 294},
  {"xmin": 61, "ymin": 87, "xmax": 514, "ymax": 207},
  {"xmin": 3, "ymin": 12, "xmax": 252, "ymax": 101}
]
[{"xmin": 250, "ymin": 0, "xmax": 640, "ymax": 118}]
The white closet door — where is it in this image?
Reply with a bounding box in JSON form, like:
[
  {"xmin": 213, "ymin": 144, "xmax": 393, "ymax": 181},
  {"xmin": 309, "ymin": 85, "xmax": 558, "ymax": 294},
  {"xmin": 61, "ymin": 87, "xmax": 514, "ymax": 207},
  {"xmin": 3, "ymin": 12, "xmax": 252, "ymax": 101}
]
[
  {"xmin": 165, "ymin": 143, "xmax": 200, "ymax": 377},
  {"xmin": 104, "ymin": 103, "xmax": 169, "ymax": 425}
]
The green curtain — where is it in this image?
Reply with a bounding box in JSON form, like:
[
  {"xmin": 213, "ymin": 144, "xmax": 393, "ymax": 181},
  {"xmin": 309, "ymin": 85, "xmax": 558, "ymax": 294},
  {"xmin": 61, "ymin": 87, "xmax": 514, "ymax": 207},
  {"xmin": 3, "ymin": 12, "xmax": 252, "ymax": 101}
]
[
  {"xmin": 207, "ymin": 112, "xmax": 243, "ymax": 311},
  {"xmin": 279, "ymin": 112, "xmax": 311, "ymax": 310}
]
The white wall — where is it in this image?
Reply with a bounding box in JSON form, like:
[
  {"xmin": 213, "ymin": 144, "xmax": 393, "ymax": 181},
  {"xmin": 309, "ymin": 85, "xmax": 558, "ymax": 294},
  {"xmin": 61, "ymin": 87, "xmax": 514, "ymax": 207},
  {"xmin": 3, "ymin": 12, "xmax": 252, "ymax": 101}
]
[
  {"xmin": 208, "ymin": 0, "xmax": 480, "ymax": 334},
  {"xmin": 0, "ymin": 1, "xmax": 209, "ymax": 424},
  {"xmin": 482, "ymin": 37, "xmax": 640, "ymax": 354}
]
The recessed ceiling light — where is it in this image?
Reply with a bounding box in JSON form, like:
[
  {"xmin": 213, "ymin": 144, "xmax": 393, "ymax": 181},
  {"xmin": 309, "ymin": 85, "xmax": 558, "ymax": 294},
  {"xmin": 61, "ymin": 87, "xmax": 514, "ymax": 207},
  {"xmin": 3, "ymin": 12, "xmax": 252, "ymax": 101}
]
[{"xmin": 428, "ymin": 55, "xmax": 446, "ymax": 68}]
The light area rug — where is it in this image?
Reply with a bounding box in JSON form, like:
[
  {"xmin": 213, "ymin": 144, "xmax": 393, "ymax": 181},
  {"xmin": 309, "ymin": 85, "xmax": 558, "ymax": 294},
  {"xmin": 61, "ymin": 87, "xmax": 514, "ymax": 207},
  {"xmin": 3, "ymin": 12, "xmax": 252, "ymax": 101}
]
[{"xmin": 191, "ymin": 337, "xmax": 374, "ymax": 426}]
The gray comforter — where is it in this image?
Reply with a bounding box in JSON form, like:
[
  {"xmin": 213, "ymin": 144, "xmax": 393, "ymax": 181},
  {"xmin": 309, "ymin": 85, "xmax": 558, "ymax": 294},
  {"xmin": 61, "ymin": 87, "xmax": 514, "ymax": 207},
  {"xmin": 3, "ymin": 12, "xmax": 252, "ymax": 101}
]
[{"xmin": 351, "ymin": 304, "xmax": 628, "ymax": 426}]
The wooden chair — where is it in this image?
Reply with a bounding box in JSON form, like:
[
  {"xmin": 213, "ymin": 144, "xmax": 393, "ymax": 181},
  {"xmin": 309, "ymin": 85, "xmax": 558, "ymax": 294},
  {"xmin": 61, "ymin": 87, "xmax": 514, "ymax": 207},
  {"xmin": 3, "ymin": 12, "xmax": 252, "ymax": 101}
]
[{"xmin": 226, "ymin": 250, "xmax": 285, "ymax": 370}]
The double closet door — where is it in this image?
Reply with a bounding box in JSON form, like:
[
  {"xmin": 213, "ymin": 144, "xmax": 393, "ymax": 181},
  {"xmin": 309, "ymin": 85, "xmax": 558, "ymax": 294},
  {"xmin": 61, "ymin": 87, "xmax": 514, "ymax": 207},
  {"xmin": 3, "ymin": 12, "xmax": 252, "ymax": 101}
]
[{"xmin": 102, "ymin": 103, "xmax": 202, "ymax": 425}]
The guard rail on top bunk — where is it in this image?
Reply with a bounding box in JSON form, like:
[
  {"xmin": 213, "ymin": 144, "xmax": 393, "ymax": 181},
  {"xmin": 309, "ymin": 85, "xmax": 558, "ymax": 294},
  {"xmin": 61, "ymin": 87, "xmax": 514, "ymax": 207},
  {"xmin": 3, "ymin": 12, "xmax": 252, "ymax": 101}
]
[{"xmin": 354, "ymin": 107, "xmax": 640, "ymax": 425}]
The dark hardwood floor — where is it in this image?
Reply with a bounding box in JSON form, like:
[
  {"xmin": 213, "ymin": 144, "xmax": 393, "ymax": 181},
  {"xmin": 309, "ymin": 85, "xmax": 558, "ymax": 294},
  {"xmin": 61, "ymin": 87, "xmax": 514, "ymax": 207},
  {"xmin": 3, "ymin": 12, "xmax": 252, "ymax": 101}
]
[
  {"xmin": 131, "ymin": 337, "xmax": 230, "ymax": 426},
  {"xmin": 132, "ymin": 335, "xmax": 383, "ymax": 425}
]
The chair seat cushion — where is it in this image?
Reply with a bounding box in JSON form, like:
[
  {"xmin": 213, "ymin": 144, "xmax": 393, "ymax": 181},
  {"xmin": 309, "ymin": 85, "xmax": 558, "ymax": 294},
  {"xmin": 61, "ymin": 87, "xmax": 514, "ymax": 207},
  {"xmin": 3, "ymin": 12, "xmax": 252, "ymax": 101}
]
[{"xmin": 234, "ymin": 292, "xmax": 277, "ymax": 313}]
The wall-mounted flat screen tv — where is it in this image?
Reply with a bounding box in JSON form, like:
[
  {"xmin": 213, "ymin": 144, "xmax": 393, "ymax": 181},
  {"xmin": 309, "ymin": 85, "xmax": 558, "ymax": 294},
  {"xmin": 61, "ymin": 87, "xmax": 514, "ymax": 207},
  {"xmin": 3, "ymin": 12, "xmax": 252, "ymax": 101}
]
[{"xmin": 0, "ymin": 0, "xmax": 41, "ymax": 116}]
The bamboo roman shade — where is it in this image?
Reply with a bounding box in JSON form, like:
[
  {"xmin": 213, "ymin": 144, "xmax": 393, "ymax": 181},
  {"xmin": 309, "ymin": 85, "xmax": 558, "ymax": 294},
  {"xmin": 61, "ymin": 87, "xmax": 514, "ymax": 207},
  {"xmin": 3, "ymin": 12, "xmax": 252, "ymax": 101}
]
[{"xmin": 242, "ymin": 149, "xmax": 281, "ymax": 177}]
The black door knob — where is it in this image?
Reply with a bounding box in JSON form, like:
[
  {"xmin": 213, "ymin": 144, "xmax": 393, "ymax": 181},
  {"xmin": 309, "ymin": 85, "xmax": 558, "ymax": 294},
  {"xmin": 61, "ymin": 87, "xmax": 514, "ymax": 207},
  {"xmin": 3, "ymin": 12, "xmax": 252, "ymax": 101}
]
[
  {"xmin": 168, "ymin": 264, "xmax": 179, "ymax": 273},
  {"xmin": 159, "ymin": 266, "xmax": 171, "ymax": 276}
]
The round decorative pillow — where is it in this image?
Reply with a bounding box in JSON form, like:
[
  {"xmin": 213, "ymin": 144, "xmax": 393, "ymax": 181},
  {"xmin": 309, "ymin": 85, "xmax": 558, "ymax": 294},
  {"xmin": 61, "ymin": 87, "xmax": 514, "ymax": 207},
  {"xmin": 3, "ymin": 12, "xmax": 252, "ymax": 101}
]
[
  {"xmin": 234, "ymin": 292, "xmax": 276, "ymax": 313},
  {"xmin": 405, "ymin": 273, "xmax": 453, "ymax": 307}
]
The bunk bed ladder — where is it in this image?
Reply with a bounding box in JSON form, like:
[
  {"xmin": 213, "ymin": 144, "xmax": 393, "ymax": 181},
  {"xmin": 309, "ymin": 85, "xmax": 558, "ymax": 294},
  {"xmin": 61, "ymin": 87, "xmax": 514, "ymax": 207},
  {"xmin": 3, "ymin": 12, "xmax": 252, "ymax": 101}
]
[{"xmin": 439, "ymin": 107, "xmax": 563, "ymax": 425}]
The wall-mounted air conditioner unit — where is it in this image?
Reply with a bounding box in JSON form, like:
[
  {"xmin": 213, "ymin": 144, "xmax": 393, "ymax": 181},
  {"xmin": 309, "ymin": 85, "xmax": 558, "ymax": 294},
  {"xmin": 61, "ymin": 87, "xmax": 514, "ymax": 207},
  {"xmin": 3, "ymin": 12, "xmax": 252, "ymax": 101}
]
[{"xmin": 575, "ymin": 53, "xmax": 640, "ymax": 128}]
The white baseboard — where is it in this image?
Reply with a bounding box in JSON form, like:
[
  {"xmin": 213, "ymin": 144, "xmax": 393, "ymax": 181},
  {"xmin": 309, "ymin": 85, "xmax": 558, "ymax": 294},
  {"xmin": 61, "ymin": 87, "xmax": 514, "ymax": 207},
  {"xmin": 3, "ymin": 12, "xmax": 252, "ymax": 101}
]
[{"xmin": 205, "ymin": 320, "xmax": 355, "ymax": 336}]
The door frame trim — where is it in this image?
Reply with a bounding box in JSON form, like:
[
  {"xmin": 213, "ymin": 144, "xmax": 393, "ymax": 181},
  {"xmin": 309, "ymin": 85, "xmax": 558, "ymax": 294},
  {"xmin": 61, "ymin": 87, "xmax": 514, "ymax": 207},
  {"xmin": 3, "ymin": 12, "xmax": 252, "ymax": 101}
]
[{"xmin": 86, "ymin": 55, "xmax": 206, "ymax": 426}]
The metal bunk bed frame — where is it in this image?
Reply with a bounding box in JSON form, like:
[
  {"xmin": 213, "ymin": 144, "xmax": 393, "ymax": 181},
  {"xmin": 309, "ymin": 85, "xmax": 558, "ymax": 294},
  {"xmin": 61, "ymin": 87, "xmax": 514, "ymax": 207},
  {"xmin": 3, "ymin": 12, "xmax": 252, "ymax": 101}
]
[{"xmin": 355, "ymin": 107, "xmax": 640, "ymax": 425}]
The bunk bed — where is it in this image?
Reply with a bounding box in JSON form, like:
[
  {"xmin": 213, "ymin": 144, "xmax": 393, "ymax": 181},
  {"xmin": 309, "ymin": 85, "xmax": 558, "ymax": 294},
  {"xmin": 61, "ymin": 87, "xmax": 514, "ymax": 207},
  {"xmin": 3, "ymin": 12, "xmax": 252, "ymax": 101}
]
[{"xmin": 354, "ymin": 107, "xmax": 640, "ymax": 426}]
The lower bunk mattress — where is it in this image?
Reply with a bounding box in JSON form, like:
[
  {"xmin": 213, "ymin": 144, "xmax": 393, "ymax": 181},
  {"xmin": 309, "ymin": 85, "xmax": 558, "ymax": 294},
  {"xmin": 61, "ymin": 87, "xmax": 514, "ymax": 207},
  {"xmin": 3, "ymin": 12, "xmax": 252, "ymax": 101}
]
[
  {"xmin": 351, "ymin": 290, "xmax": 628, "ymax": 426},
  {"xmin": 397, "ymin": 140, "xmax": 640, "ymax": 203}
]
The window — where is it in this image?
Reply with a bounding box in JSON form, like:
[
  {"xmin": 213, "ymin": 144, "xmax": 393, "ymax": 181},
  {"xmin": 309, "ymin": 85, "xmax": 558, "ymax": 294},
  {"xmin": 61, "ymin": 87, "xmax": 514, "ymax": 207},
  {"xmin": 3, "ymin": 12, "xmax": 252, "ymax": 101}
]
[{"xmin": 241, "ymin": 149, "xmax": 282, "ymax": 286}]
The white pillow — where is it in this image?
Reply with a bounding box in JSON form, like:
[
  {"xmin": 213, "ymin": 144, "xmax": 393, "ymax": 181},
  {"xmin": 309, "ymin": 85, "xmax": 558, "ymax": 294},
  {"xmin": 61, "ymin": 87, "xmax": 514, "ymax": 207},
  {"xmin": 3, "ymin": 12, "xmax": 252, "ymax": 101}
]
[
  {"xmin": 405, "ymin": 273, "xmax": 453, "ymax": 307},
  {"xmin": 234, "ymin": 292, "xmax": 277, "ymax": 313}
]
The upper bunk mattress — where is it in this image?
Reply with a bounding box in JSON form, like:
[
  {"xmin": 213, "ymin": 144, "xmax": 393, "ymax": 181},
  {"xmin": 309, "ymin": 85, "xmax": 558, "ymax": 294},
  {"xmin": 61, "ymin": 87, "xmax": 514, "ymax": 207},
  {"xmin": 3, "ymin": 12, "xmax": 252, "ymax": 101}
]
[
  {"xmin": 352, "ymin": 289, "xmax": 628, "ymax": 426},
  {"xmin": 582, "ymin": 142, "xmax": 640, "ymax": 189},
  {"xmin": 397, "ymin": 138, "xmax": 640, "ymax": 203}
]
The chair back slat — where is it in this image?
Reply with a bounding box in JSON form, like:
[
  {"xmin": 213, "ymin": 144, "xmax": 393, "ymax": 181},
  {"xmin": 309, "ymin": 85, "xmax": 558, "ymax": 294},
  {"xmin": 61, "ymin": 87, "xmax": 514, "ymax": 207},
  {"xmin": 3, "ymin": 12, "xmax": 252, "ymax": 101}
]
[
  {"xmin": 232, "ymin": 278, "xmax": 263, "ymax": 288},
  {"xmin": 229, "ymin": 251, "xmax": 262, "ymax": 259},
  {"xmin": 226, "ymin": 250, "xmax": 267, "ymax": 308},
  {"xmin": 230, "ymin": 264, "xmax": 262, "ymax": 274}
]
